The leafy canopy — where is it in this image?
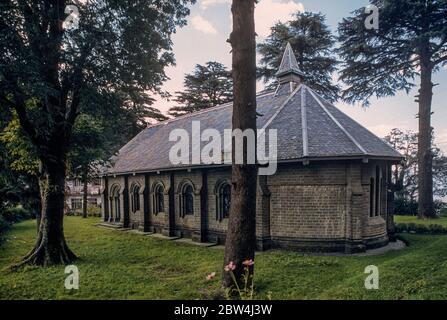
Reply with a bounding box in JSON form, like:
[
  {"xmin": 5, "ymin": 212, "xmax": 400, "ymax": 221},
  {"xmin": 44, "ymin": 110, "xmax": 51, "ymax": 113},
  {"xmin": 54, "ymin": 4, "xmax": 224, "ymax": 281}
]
[
  {"xmin": 0, "ymin": 0, "xmax": 193, "ymax": 158},
  {"xmin": 257, "ymin": 12, "xmax": 339, "ymax": 102},
  {"xmin": 338, "ymin": 0, "xmax": 447, "ymax": 105},
  {"xmin": 385, "ymin": 128, "xmax": 447, "ymax": 199},
  {"xmin": 169, "ymin": 61, "xmax": 233, "ymax": 117}
]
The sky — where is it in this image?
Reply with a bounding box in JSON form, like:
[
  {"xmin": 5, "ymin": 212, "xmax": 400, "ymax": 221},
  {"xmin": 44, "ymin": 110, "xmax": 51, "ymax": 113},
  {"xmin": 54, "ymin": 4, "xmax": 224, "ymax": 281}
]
[{"xmin": 153, "ymin": 0, "xmax": 447, "ymax": 153}]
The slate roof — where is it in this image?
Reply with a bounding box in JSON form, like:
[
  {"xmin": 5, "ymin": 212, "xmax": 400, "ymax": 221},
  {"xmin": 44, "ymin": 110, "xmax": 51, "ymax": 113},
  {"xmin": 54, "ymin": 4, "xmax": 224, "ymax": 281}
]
[
  {"xmin": 275, "ymin": 42, "xmax": 306, "ymax": 78},
  {"xmin": 106, "ymin": 45, "xmax": 402, "ymax": 175},
  {"xmin": 106, "ymin": 83, "xmax": 402, "ymax": 175}
]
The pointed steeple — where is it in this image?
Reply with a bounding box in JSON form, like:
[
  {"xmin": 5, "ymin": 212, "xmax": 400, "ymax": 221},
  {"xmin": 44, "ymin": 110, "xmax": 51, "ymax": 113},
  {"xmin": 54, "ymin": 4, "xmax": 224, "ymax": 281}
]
[{"xmin": 275, "ymin": 42, "xmax": 305, "ymax": 86}]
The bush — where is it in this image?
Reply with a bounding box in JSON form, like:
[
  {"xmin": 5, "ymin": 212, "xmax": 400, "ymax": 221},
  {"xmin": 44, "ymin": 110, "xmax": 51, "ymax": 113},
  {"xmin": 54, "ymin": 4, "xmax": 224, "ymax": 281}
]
[
  {"xmin": 394, "ymin": 198, "xmax": 446, "ymax": 217},
  {"xmin": 65, "ymin": 209, "xmax": 77, "ymax": 216},
  {"xmin": 1, "ymin": 205, "xmax": 32, "ymax": 224},
  {"xmin": 434, "ymin": 201, "xmax": 446, "ymax": 216},
  {"xmin": 393, "ymin": 198, "xmax": 418, "ymax": 216},
  {"xmin": 428, "ymin": 224, "xmax": 445, "ymax": 234},
  {"xmin": 88, "ymin": 205, "xmax": 101, "ymax": 217},
  {"xmin": 65, "ymin": 205, "xmax": 101, "ymax": 217},
  {"xmin": 0, "ymin": 205, "xmax": 33, "ymax": 241},
  {"xmin": 437, "ymin": 202, "xmax": 447, "ymax": 217},
  {"xmin": 0, "ymin": 215, "xmax": 9, "ymax": 235},
  {"xmin": 395, "ymin": 222, "xmax": 447, "ymax": 235}
]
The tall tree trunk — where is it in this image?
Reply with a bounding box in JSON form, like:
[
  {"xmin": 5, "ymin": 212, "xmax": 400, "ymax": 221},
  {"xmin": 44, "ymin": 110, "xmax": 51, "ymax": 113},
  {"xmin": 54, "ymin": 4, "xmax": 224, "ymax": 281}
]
[
  {"xmin": 417, "ymin": 59, "xmax": 435, "ymax": 219},
  {"xmin": 36, "ymin": 172, "xmax": 44, "ymax": 234},
  {"xmin": 223, "ymin": 0, "xmax": 258, "ymax": 289},
  {"xmin": 82, "ymin": 168, "xmax": 88, "ymax": 219},
  {"xmin": 14, "ymin": 154, "xmax": 76, "ymax": 267}
]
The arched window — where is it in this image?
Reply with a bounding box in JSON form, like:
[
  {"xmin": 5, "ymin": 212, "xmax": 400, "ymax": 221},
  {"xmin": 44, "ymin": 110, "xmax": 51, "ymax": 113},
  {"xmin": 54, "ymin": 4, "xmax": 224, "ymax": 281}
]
[
  {"xmin": 110, "ymin": 185, "xmax": 121, "ymax": 222},
  {"xmin": 130, "ymin": 184, "xmax": 140, "ymax": 213},
  {"xmin": 369, "ymin": 166, "xmax": 382, "ymax": 218},
  {"xmin": 369, "ymin": 178, "xmax": 375, "ymax": 218},
  {"xmin": 216, "ymin": 182, "xmax": 231, "ymax": 221},
  {"xmin": 180, "ymin": 184, "xmax": 194, "ymax": 217},
  {"xmin": 154, "ymin": 184, "xmax": 164, "ymax": 214},
  {"xmin": 375, "ymin": 166, "xmax": 381, "ymax": 217}
]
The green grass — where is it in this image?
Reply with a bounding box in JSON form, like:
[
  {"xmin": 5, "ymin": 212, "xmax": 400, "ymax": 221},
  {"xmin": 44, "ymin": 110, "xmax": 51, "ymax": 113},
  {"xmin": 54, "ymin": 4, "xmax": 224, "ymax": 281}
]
[
  {"xmin": 394, "ymin": 215, "xmax": 447, "ymax": 228},
  {"xmin": 1, "ymin": 217, "xmax": 447, "ymax": 300}
]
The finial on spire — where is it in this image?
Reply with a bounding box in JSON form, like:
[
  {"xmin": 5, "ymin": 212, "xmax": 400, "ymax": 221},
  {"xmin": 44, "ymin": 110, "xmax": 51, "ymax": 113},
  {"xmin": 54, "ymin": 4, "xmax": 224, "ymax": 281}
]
[{"xmin": 275, "ymin": 42, "xmax": 305, "ymax": 85}]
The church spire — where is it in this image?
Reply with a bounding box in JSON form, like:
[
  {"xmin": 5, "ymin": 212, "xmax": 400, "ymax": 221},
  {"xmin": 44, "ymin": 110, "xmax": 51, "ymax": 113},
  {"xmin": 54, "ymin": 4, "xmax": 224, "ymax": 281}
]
[{"xmin": 275, "ymin": 42, "xmax": 305, "ymax": 87}]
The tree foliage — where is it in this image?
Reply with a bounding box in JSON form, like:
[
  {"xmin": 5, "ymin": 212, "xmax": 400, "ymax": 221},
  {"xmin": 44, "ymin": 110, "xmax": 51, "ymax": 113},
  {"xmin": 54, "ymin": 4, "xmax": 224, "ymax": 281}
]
[
  {"xmin": 338, "ymin": 0, "xmax": 447, "ymax": 218},
  {"xmin": 0, "ymin": 115, "xmax": 39, "ymax": 175},
  {"xmin": 169, "ymin": 61, "xmax": 233, "ymax": 117},
  {"xmin": 257, "ymin": 12, "xmax": 339, "ymax": 102},
  {"xmin": 0, "ymin": 108, "xmax": 40, "ymax": 219},
  {"xmin": 385, "ymin": 128, "xmax": 447, "ymax": 200},
  {"xmin": 0, "ymin": 0, "xmax": 194, "ymax": 266},
  {"xmin": 338, "ymin": 0, "xmax": 446, "ymax": 105}
]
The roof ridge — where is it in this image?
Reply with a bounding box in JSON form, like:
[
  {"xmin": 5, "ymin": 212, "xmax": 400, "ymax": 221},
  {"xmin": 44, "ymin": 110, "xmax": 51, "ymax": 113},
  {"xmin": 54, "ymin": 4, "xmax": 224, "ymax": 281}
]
[
  {"xmin": 260, "ymin": 84, "xmax": 303, "ymax": 133},
  {"xmin": 306, "ymin": 86, "xmax": 368, "ymax": 155},
  {"xmin": 147, "ymin": 90, "xmax": 276, "ymax": 130},
  {"xmin": 301, "ymin": 86, "xmax": 309, "ymax": 158}
]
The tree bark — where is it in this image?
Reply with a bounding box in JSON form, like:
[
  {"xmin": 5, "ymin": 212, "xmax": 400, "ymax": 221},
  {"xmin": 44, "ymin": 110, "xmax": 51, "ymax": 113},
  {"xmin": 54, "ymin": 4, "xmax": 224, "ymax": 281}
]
[
  {"xmin": 223, "ymin": 0, "xmax": 258, "ymax": 289},
  {"xmin": 33, "ymin": 174, "xmax": 42, "ymax": 233},
  {"xmin": 13, "ymin": 153, "xmax": 77, "ymax": 268},
  {"xmin": 82, "ymin": 168, "xmax": 88, "ymax": 218},
  {"xmin": 417, "ymin": 57, "xmax": 435, "ymax": 219}
]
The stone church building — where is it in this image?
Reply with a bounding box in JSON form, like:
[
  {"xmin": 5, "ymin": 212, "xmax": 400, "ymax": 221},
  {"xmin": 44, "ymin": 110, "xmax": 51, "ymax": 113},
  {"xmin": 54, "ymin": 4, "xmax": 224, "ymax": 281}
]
[{"xmin": 100, "ymin": 43, "xmax": 402, "ymax": 253}]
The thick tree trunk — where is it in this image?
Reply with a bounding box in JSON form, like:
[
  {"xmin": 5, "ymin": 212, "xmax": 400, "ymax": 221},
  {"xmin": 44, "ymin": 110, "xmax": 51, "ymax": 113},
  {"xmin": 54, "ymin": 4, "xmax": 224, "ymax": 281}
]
[
  {"xmin": 36, "ymin": 176, "xmax": 43, "ymax": 234},
  {"xmin": 417, "ymin": 61, "xmax": 435, "ymax": 219},
  {"xmin": 82, "ymin": 169, "xmax": 88, "ymax": 218},
  {"xmin": 14, "ymin": 155, "xmax": 76, "ymax": 267},
  {"xmin": 223, "ymin": 0, "xmax": 258, "ymax": 289}
]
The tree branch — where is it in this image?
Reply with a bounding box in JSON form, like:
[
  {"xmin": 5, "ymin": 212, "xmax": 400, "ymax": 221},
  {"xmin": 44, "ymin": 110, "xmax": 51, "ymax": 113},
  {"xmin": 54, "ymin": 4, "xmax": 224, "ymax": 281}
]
[
  {"xmin": 0, "ymin": 92, "xmax": 40, "ymax": 146},
  {"xmin": 431, "ymin": 34, "xmax": 447, "ymax": 55},
  {"xmin": 431, "ymin": 53, "xmax": 447, "ymax": 67}
]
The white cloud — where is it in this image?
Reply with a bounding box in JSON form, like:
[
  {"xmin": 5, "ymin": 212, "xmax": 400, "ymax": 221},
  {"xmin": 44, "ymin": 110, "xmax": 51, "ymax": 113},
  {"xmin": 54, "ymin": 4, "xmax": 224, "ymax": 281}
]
[
  {"xmin": 199, "ymin": 0, "xmax": 304, "ymax": 38},
  {"xmin": 200, "ymin": 0, "xmax": 230, "ymax": 10},
  {"xmin": 436, "ymin": 128, "xmax": 447, "ymax": 146},
  {"xmin": 256, "ymin": 0, "xmax": 305, "ymax": 38},
  {"xmin": 191, "ymin": 15, "xmax": 218, "ymax": 34},
  {"xmin": 255, "ymin": 0, "xmax": 304, "ymax": 38}
]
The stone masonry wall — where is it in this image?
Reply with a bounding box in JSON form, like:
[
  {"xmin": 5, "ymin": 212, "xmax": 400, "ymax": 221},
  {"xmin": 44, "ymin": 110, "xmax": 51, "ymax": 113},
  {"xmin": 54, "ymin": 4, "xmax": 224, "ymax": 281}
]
[
  {"xmin": 101, "ymin": 159, "xmax": 391, "ymax": 252},
  {"xmin": 128, "ymin": 175, "xmax": 145, "ymax": 230},
  {"xmin": 173, "ymin": 171, "xmax": 202, "ymax": 237},
  {"xmin": 361, "ymin": 161, "xmax": 388, "ymax": 241},
  {"xmin": 148, "ymin": 173, "xmax": 171, "ymax": 233},
  {"xmin": 268, "ymin": 162, "xmax": 347, "ymax": 241}
]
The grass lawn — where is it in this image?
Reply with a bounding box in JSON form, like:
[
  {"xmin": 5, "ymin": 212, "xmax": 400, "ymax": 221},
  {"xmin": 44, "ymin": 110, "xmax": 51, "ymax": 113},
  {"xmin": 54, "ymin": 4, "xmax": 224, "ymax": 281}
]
[
  {"xmin": 394, "ymin": 215, "xmax": 447, "ymax": 228},
  {"xmin": 1, "ymin": 217, "xmax": 447, "ymax": 300}
]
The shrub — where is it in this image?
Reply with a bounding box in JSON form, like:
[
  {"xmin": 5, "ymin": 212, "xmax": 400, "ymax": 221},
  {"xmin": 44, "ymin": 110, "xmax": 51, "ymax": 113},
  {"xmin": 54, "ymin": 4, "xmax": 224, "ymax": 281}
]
[
  {"xmin": 415, "ymin": 224, "xmax": 429, "ymax": 234},
  {"xmin": 428, "ymin": 224, "xmax": 446, "ymax": 234},
  {"xmin": 88, "ymin": 205, "xmax": 101, "ymax": 217},
  {"xmin": 407, "ymin": 223, "xmax": 417, "ymax": 232},
  {"xmin": 0, "ymin": 212, "xmax": 14, "ymax": 241},
  {"xmin": 393, "ymin": 198, "xmax": 418, "ymax": 216},
  {"xmin": 394, "ymin": 199, "xmax": 445, "ymax": 217},
  {"xmin": 65, "ymin": 205, "xmax": 101, "ymax": 217},
  {"xmin": 1, "ymin": 205, "xmax": 32, "ymax": 223},
  {"xmin": 395, "ymin": 222, "xmax": 447, "ymax": 235},
  {"xmin": 436, "ymin": 202, "xmax": 447, "ymax": 217},
  {"xmin": 434, "ymin": 201, "xmax": 446, "ymax": 216},
  {"xmin": 65, "ymin": 209, "xmax": 77, "ymax": 216},
  {"xmin": 0, "ymin": 215, "xmax": 9, "ymax": 235}
]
